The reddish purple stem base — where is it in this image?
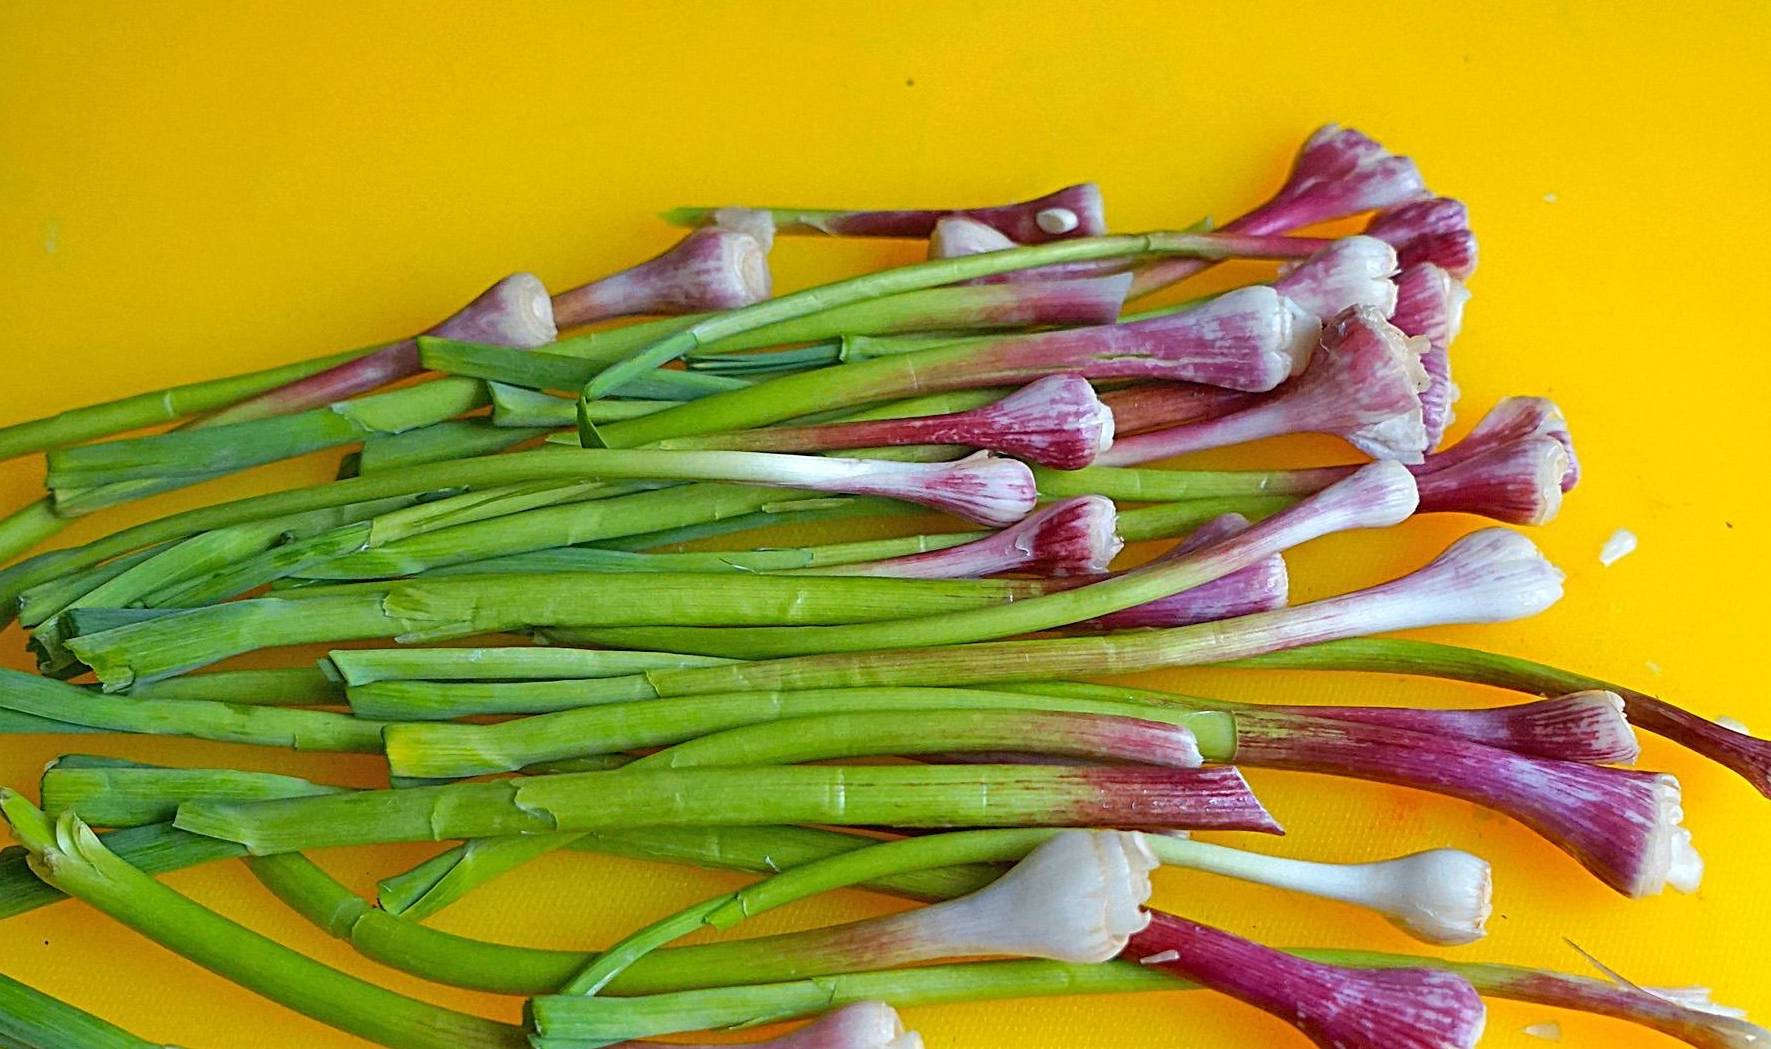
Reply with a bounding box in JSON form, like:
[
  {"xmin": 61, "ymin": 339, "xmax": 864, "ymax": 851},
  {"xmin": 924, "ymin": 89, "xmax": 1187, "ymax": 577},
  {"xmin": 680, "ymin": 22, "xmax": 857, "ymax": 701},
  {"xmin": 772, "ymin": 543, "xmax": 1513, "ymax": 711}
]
[{"xmin": 1129, "ymin": 911, "xmax": 1485, "ymax": 1049}]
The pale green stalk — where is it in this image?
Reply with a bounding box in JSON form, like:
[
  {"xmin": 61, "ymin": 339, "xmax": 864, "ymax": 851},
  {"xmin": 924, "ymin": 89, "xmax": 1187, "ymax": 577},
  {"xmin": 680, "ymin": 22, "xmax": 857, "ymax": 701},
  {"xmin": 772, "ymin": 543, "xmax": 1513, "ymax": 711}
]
[
  {"xmin": 422, "ymin": 530, "xmax": 980, "ymax": 578},
  {"xmin": 0, "ymin": 794, "xmax": 526, "ymax": 1049},
  {"xmin": 0, "ymin": 345, "xmax": 372, "ymax": 462},
  {"xmin": 40, "ymin": 755, "xmax": 350, "ymax": 828},
  {"xmin": 125, "ymin": 667, "xmax": 344, "ymax": 706},
  {"xmin": 23, "ymin": 495, "xmax": 416, "ymax": 672},
  {"xmin": 488, "ymin": 383, "xmax": 667, "ymax": 427},
  {"xmin": 64, "ymin": 573, "xmax": 1046, "ymax": 688},
  {"xmin": 415, "ymin": 340, "xmax": 750, "ymax": 399},
  {"xmin": 357, "ymin": 418, "xmax": 548, "ymax": 473},
  {"xmin": 0, "ymin": 969, "xmax": 165, "ymax": 1049},
  {"xmin": 288, "ymin": 482, "xmax": 812, "ymax": 580},
  {"xmin": 323, "ymin": 646, "xmax": 728, "ymax": 685},
  {"xmin": 0, "ymin": 500, "xmax": 66, "ymax": 566},
  {"xmin": 625, "ymin": 708, "xmax": 1202, "ymax": 771},
  {"xmin": 14, "ymin": 544, "xmax": 176, "ymax": 629},
  {"xmin": 45, "ymin": 377, "xmax": 488, "ymax": 493},
  {"xmin": 0, "ymin": 448, "xmax": 696, "ymax": 611},
  {"xmin": 380, "ymin": 685, "xmax": 1232, "ymax": 779},
  {"xmin": 173, "ymin": 763, "xmax": 1237, "ymax": 855},
  {"xmin": 577, "ymin": 495, "xmax": 916, "ymax": 553},
  {"xmin": 0, "ymin": 669, "xmax": 385, "ymax": 751}
]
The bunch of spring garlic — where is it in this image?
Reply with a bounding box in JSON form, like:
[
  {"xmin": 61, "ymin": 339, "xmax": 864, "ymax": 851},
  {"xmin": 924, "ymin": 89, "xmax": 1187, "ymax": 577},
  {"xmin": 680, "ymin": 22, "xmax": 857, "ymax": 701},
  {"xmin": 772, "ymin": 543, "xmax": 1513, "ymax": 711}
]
[{"xmin": 1, "ymin": 125, "xmax": 1764, "ymax": 1049}]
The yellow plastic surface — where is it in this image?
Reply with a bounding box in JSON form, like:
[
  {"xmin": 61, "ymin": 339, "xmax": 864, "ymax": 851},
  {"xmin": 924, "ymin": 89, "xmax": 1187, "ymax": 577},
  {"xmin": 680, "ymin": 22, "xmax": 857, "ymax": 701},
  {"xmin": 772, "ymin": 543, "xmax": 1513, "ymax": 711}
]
[{"xmin": 3, "ymin": 3, "xmax": 1769, "ymax": 1046}]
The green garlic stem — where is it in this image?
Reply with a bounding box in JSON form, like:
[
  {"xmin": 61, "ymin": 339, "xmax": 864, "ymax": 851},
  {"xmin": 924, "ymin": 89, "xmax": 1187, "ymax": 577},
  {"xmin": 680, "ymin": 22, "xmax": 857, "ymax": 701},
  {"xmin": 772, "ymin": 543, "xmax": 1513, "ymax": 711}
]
[
  {"xmin": 0, "ymin": 968, "xmax": 165, "ymax": 1049},
  {"xmin": 0, "ymin": 793, "xmax": 526, "ymax": 1049}
]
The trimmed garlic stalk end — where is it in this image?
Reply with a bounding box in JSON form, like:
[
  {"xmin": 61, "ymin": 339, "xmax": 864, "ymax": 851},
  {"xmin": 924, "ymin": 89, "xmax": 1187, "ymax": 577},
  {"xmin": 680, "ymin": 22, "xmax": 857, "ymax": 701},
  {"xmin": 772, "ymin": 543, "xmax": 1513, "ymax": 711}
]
[
  {"xmin": 920, "ymin": 829, "xmax": 1157, "ymax": 964},
  {"xmin": 1274, "ymin": 235, "xmax": 1400, "ymax": 320},
  {"xmin": 1358, "ymin": 848, "xmax": 1495, "ymax": 945}
]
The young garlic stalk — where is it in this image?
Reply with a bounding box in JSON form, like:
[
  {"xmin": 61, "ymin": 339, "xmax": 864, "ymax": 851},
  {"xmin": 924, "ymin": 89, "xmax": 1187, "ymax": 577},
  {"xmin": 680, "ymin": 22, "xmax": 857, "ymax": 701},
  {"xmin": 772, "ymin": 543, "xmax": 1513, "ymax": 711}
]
[
  {"xmin": 60, "ymin": 571, "xmax": 1057, "ymax": 688},
  {"xmin": 551, "ymin": 226, "xmax": 773, "ymax": 328},
  {"xmin": 1131, "ymin": 124, "xmax": 1429, "ymax": 297},
  {"xmin": 1128, "ymin": 911, "xmax": 1486, "ymax": 1049},
  {"xmin": 654, "ymin": 373, "xmax": 1118, "ymax": 470},
  {"xmin": 0, "ymin": 669, "xmax": 386, "ymax": 751},
  {"xmin": 566, "ymin": 830, "xmax": 1156, "ymax": 997},
  {"xmin": 572, "ymin": 462, "xmax": 1418, "ymax": 662},
  {"xmin": 1066, "ymin": 511, "xmax": 1288, "ymax": 630},
  {"xmin": 1249, "ymin": 690, "xmax": 1639, "ymax": 764},
  {"xmin": 1042, "ymin": 394, "xmax": 1578, "ymax": 527},
  {"xmin": 1233, "ymin": 706, "xmax": 1696, "ymax": 898},
  {"xmin": 583, "ymin": 231, "xmax": 1329, "ymax": 433},
  {"xmin": 637, "ymin": 520, "xmax": 1553, "ymax": 690},
  {"xmin": 0, "ymin": 969, "xmax": 164, "ymax": 1049},
  {"xmin": 797, "ymin": 495, "xmax": 1122, "ymax": 578},
  {"xmin": 0, "ymin": 794, "xmax": 528, "ymax": 1049},
  {"xmin": 39, "ymin": 755, "xmax": 350, "ymax": 828},
  {"xmin": 663, "ymin": 183, "xmax": 1107, "ymax": 242},
  {"xmin": 205, "ymin": 272, "xmax": 556, "ymax": 427},
  {"xmin": 587, "ymin": 285, "xmax": 1324, "ymax": 453},
  {"xmin": 1097, "ymin": 304, "xmax": 1429, "ymax": 465},
  {"xmin": 172, "ymin": 763, "xmax": 1278, "ymax": 855},
  {"xmin": 0, "ymin": 451, "xmax": 857, "ymax": 617},
  {"xmin": 524, "ymin": 951, "xmax": 1766, "ymax": 1049},
  {"xmin": 526, "ymin": 273, "xmax": 1137, "ymax": 380},
  {"xmin": 1219, "ymin": 637, "xmax": 1771, "ymax": 801},
  {"xmin": 0, "ymin": 343, "xmax": 375, "ymax": 464},
  {"xmin": 32, "ymin": 279, "xmax": 555, "ymax": 517},
  {"xmin": 1368, "ymin": 197, "xmax": 1479, "ymax": 280},
  {"xmin": 1390, "ymin": 261, "xmax": 1469, "ymax": 446}
]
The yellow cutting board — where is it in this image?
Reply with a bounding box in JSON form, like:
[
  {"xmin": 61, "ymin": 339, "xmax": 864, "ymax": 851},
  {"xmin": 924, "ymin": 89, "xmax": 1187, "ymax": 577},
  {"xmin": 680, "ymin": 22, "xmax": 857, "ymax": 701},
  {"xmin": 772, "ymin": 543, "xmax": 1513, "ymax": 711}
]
[{"xmin": 2, "ymin": 3, "xmax": 1768, "ymax": 1046}]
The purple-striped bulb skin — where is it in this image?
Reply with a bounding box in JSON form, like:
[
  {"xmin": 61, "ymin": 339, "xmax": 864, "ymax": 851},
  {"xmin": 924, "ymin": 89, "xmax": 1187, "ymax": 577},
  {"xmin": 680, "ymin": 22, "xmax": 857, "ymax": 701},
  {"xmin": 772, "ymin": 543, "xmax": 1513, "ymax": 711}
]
[
  {"xmin": 1130, "ymin": 911, "xmax": 1487, "ymax": 1049},
  {"xmin": 1243, "ymin": 125, "xmax": 1431, "ymax": 234},
  {"xmin": 1368, "ymin": 197, "xmax": 1478, "ymax": 280},
  {"xmin": 967, "ymin": 374, "xmax": 1115, "ymax": 470},
  {"xmin": 1009, "ymin": 495, "xmax": 1124, "ymax": 576},
  {"xmin": 1079, "ymin": 513, "xmax": 1288, "ymax": 629},
  {"xmin": 1309, "ymin": 692, "xmax": 1639, "ymax": 765},
  {"xmin": 1390, "ymin": 263, "xmax": 1469, "ymax": 447},
  {"xmin": 759, "ymin": 1002, "xmax": 919, "ymax": 1049},
  {"xmin": 1415, "ymin": 435, "xmax": 1570, "ymax": 525},
  {"xmin": 1547, "ymin": 766, "xmax": 1702, "ymax": 897},
  {"xmin": 426, "ymin": 272, "xmax": 558, "ymax": 347},
  {"xmin": 826, "ymin": 495, "xmax": 1119, "ymax": 579},
  {"xmin": 1427, "ymin": 396, "xmax": 1580, "ymax": 492},
  {"xmin": 852, "ymin": 452, "xmax": 1038, "ymax": 528},
  {"xmin": 551, "ymin": 227, "xmax": 772, "ymax": 327},
  {"xmin": 1306, "ymin": 459, "xmax": 1423, "ymax": 535},
  {"xmin": 1273, "ymin": 236, "xmax": 1400, "ymax": 320},
  {"xmin": 1485, "ymin": 691, "xmax": 1638, "ymax": 764},
  {"xmin": 1289, "ymin": 306, "xmax": 1431, "ymax": 462},
  {"xmin": 1373, "ymin": 527, "xmax": 1565, "ymax": 628},
  {"xmin": 1140, "ymin": 285, "xmax": 1320, "ymax": 388}
]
